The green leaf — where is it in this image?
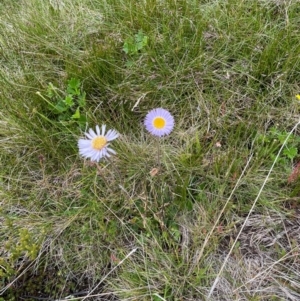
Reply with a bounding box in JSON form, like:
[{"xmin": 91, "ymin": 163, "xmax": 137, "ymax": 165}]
[
  {"xmin": 123, "ymin": 30, "xmax": 148, "ymax": 55},
  {"xmin": 135, "ymin": 31, "xmax": 143, "ymax": 42},
  {"xmin": 64, "ymin": 95, "xmax": 74, "ymax": 107},
  {"xmin": 67, "ymin": 78, "xmax": 80, "ymax": 95},
  {"xmin": 135, "ymin": 30, "xmax": 148, "ymax": 50},
  {"xmin": 278, "ymin": 133, "xmax": 289, "ymax": 144},
  {"xmin": 54, "ymin": 100, "xmax": 68, "ymax": 113},
  {"xmin": 170, "ymin": 225, "xmax": 181, "ymax": 242},
  {"xmin": 78, "ymin": 115, "xmax": 87, "ymax": 123},
  {"xmin": 71, "ymin": 107, "xmax": 80, "ymax": 119},
  {"xmin": 77, "ymin": 92, "xmax": 86, "ymax": 107},
  {"xmin": 283, "ymin": 147, "xmax": 297, "ymax": 160},
  {"xmin": 123, "ymin": 40, "xmax": 137, "ymax": 54},
  {"xmin": 67, "ymin": 78, "xmax": 80, "ymax": 90},
  {"xmin": 46, "ymin": 82, "xmax": 56, "ymax": 98},
  {"xmin": 135, "ymin": 30, "xmax": 146, "ymax": 43},
  {"xmin": 122, "ymin": 41, "xmax": 129, "ymax": 54},
  {"xmin": 58, "ymin": 112, "xmax": 70, "ymax": 121},
  {"xmin": 125, "ymin": 60, "xmax": 134, "ymax": 68}
]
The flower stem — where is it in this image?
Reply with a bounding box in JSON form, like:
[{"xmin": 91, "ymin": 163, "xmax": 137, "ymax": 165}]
[{"xmin": 156, "ymin": 138, "xmax": 161, "ymax": 167}]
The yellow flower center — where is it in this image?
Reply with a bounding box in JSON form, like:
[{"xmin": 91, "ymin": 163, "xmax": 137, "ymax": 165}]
[
  {"xmin": 91, "ymin": 136, "xmax": 107, "ymax": 150},
  {"xmin": 153, "ymin": 117, "xmax": 166, "ymax": 129}
]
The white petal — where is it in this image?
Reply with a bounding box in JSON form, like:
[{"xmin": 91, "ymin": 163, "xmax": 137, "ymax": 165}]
[
  {"xmin": 88, "ymin": 128, "xmax": 96, "ymax": 138},
  {"xmin": 91, "ymin": 152, "xmax": 101, "ymax": 162},
  {"xmin": 102, "ymin": 148, "xmax": 108, "ymax": 157},
  {"xmin": 80, "ymin": 149, "xmax": 91, "ymax": 157},
  {"xmin": 79, "ymin": 148, "xmax": 93, "ymax": 154},
  {"xmin": 106, "ymin": 130, "xmax": 119, "ymax": 141},
  {"xmin": 107, "ymin": 147, "xmax": 116, "ymax": 155},
  {"xmin": 96, "ymin": 125, "xmax": 100, "ymax": 135},
  {"xmin": 78, "ymin": 139, "xmax": 91, "ymax": 148},
  {"xmin": 101, "ymin": 124, "xmax": 106, "ymax": 136},
  {"xmin": 85, "ymin": 132, "xmax": 93, "ymax": 139},
  {"xmin": 102, "ymin": 148, "xmax": 110, "ymax": 157}
]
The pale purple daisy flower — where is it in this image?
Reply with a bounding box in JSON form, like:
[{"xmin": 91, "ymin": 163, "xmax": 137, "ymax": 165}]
[
  {"xmin": 78, "ymin": 125, "xmax": 119, "ymax": 162},
  {"xmin": 144, "ymin": 108, "xmax": 174, "ymax": 137}
]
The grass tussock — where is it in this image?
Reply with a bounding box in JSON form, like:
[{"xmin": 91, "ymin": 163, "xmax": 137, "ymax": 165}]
[{"xmin": 1, "ymin": 0, "xmax": 300, "ymax": 300}]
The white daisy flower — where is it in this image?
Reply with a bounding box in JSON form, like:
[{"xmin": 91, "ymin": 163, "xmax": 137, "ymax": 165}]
[{"xmin": 78, "ymin": 125, "xmax": 119, "ymax": 162}]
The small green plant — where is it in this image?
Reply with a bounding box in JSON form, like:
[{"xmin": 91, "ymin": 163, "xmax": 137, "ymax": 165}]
[
  {"xmin": 269, "ymin": 127, "xmax": 299, "ymax": 162},
  {"xmin": 44, "ymin": 78, "xmax": 87, "ymax": 126},
  {"xmin": 0, "ymin": 226, "xmax": 44, "ymax": 292},
  {"xmin": 283, "ymin": 146, "xmax": 298, "ymax": 160},
  {"xmin": 257, "ymin": 126, "xmax": 300, "ymax": 163},
  {"xmin": 122, "ymin": 30, "xmax": 148, "ymax": 55}
]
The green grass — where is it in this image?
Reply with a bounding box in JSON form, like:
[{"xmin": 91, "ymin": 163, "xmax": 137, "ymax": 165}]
[{"xmin": 1, "ymin": 0, "xmax": 300, "ymax": 300}]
